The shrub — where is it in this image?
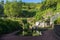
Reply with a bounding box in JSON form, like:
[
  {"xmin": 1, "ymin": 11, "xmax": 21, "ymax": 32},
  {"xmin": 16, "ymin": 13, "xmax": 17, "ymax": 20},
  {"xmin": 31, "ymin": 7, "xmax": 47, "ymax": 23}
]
[
  {"xmin": 54, "ymin": 17, "xmax": 60, "ymax": 24},
  {"xmin": 0, "ymin": 19, "xmax": 23, "ymax": 35}
]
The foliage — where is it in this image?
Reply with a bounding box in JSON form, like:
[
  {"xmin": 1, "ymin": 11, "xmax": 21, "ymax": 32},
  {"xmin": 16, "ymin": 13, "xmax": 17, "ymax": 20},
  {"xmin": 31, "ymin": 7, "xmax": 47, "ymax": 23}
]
[
  {"xmin": 21, "ymin": 10, "xmax": 36, "ymax": 17},
  {"xmin": 0, "ymin": 18, "xmax": 23, "ymax": 35},
  {"xmin": 22, "ymin": 18, "xmax": 29, "ymax": 29},
  {"xmin": 4, "ymin": 1, "xmax": 22, "ymax": 17},
  {"xmin": 0, "ymin": 4, "xmax": 4, "ymax": 16},
  {"xmin": 54, "ymin": 17, "xmax": 60, "ymax": 24}
]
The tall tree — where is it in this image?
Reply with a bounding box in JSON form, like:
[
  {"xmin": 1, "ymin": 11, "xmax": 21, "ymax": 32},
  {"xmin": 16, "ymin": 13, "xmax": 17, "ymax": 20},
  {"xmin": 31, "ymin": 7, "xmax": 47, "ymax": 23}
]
[
  {"xmin": 4, "ymin": 1, "xmax": 22, "ymax": 17},
  {"xmin": 1, "ymin": 0, "xmax": 4, "ymax": 4}
]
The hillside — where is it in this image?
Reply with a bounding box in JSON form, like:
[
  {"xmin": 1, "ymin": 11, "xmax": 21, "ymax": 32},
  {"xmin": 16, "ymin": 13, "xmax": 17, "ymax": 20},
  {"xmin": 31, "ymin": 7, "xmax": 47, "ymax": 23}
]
[{"xmin": 21, "ymin": 0, "xmax": 60, "ymax": 21}]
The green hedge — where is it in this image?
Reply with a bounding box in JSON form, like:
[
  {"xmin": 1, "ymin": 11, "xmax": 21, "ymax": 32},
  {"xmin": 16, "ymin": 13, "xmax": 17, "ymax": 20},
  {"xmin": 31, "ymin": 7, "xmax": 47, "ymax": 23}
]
[{"xmin": 0, "ymin": 19, "xmax": 23, "ymax": 35}]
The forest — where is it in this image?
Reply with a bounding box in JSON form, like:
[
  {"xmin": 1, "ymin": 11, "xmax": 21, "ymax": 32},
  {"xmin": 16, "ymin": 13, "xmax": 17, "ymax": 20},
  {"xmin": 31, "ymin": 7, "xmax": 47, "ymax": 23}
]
[{"xmin": 0, "ymin": 0, "xmax": 60, "ymax": 36}]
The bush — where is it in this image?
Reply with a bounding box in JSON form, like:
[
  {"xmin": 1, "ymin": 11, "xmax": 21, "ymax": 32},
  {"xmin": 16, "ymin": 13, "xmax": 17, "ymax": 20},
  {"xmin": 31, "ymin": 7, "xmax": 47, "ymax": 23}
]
[
  {"xmin": 0, "ymin": 19, "xmax": 23, "ymax": 35},
  {"xmin": 54, "ymin": 17, "xmax": 60, "ymax": 24},
  {"xmin": 21, "ymin": 10, "xmax": 36, "ymax": 18},
  {"xmin": 22, "ymin": 18, "xmax": 32, "ymax": 36},
  {"xmin": 22, "ymin": 18, "xmax": 30, "ymax": 29}
]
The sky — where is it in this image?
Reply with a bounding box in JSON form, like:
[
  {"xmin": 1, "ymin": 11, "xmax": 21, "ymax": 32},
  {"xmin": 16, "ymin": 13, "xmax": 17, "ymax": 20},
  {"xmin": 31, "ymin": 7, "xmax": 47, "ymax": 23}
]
[
  {"xmin": 0, "ymin": 0, "xmax": 43, "ymax": 3},
  {"xmin": 22, "ymin": 0, "xmax": 43, "ymax": 3}
]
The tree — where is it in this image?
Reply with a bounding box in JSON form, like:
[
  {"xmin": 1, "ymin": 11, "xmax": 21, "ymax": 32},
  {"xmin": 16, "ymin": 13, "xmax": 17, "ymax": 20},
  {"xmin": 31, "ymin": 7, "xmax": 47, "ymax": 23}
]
[
  {"xmin": 4, "ymin": 1, "xmax": 22, "ymax": 17},
  {"xmin": 1, "ymin": 0, "xmax": 4, "ymax": 4}
]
